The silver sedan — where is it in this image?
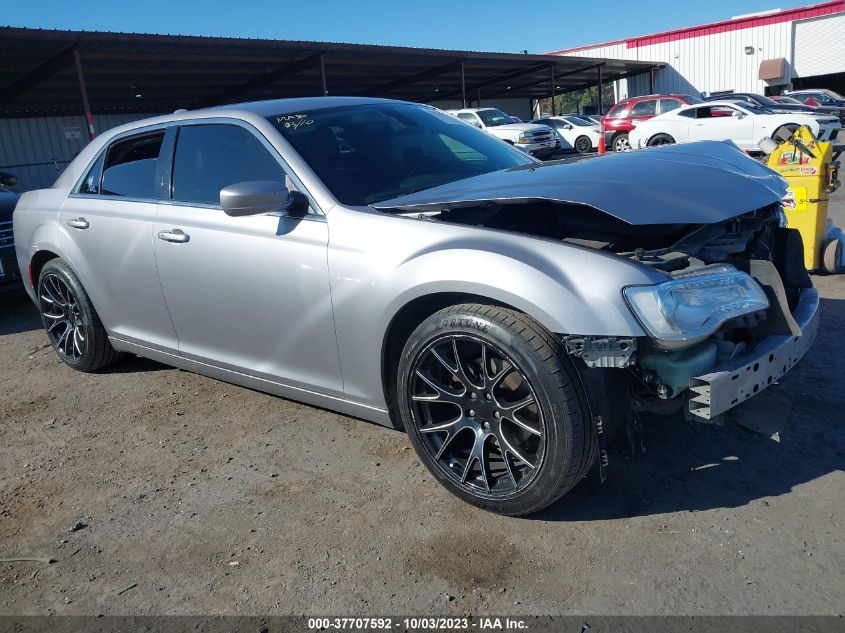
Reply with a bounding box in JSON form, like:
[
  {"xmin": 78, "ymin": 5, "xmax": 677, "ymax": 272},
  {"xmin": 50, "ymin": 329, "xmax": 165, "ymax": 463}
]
[{"xmin": 13, "ymin": 97, "xmax": 818, "ymax": 515}]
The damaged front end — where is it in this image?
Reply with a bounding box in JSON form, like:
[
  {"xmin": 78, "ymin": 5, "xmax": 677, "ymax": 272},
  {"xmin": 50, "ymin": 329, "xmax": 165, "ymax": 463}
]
[{"xmin": 375, "ymin": 140, "xmax": 819, "ymax": 449}]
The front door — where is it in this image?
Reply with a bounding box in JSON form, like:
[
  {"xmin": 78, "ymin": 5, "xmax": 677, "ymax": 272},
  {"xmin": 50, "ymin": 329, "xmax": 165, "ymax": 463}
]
[
  {"xmin": 689, "ymin": 105, "xmax": 754, "ymax": 149},
  {"xmin": 152, "ymin": 121, "xmax": 343, "ymax": 394}
]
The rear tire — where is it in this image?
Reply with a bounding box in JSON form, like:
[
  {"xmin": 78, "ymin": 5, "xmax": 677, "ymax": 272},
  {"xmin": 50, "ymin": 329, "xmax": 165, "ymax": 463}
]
[
  {"xmin": 397, "ymin": 304, "xmax": 596, "ymax": 516},
  {"xmin": 38, "ymin": 259, "xmax": 121, "ymax": 372},
  {"xmin": 612, "ymin": 133, "xmax": 631, "ymax": 152},
  {"xmin": 647, "ymin": 133, "xmax": 675, "ymax": 147}
]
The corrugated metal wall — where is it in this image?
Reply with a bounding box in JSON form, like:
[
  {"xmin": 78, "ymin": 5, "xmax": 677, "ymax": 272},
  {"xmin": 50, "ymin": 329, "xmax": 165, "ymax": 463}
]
[
  {"xmin": 558, "ymin": 10, "xmax": 845, "ymax": 101},
  {"xmin": 0, "ymin": 112, "xmax": 158, "ymax": 192}
]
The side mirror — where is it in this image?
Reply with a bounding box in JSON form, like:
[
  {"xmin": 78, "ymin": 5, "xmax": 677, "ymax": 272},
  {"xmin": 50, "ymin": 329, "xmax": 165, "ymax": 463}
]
[
  {"xmin": 563, "ymin": 124, "xmax": 573, "ymax": 130},
  {"xmin": 220, "ymin": 181, "xmax": 309, "ymax": 217},
  {"xmin": 732, "ymin": 111, "xmax": 745, "ymax": 118}
]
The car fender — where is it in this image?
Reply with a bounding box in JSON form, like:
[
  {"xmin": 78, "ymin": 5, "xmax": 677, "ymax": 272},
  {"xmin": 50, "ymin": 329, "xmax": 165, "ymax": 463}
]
[
  {"xmin": 379, "ymin": 242, "xmax": 656, "ymax": 338},
  {"xmin": 327, "ymin": 207, "xmax": 664, "ymax": 409}
]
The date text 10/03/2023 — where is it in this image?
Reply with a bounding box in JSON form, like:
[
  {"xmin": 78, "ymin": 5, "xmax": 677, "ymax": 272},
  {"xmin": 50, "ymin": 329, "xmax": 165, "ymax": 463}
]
[{"xmin": 306, "ymin": 617, "xmax": 528, "ymax": 630}]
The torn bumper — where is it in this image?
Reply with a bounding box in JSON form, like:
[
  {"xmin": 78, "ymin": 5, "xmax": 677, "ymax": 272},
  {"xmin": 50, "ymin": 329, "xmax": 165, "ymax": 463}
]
[{"xmin": 688, "ymin": 286, "xmax": 819, "ymax": 421}]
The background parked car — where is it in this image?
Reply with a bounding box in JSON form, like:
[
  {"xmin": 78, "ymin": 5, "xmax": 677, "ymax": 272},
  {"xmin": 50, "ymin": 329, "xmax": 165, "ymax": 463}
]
[
  {"xmin": 628, "ymin": 100, "xmax": 840, "ymax": 151},
  {"xmin": 707, "ymin": 92, "xmax": 845, "ymax": 124},
  {"xmin": 705, "ymin": 92, "xmax": 817, "ymax": 114},
  {"xmin": 629, "ymin": 101, "xmax": 842, "ymax": 152},
  {"xmin": 786, "ymin": 88, "xmax": 845, "ymax": 108},
  {"xmin": 600, "ymin": 93, "xmax": 702, "ymax": 152},
  {"xmin": 530, "ymin": 115, "xmax": 601, "ymax": 154},
  {"xmin": 0, "ymin": 180, "xmax": 21, "ymax": 293},
  {"xmin": 778, "ymin": 90, "xmax": 845, "ymax": 123},
  {"xmin": 447, "ymin": 108, "xmax": 558, "ymax": 158}
]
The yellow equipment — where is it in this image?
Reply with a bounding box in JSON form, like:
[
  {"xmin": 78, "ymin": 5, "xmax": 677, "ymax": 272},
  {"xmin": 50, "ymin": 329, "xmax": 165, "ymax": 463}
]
[{"xmin": 766, "ymin": 125, "xmax": 842, "ymax": 273}]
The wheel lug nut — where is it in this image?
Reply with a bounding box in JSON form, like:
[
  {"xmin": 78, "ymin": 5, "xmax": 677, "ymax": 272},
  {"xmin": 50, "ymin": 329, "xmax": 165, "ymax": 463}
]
[
  {"xmin": 493, "ymin": 411, "xmax": 500, "ymax": 419},
  {"xmin": 484, "ymin": 392, "xmax": 492, "ymax": 400},
  {"xmin": 470, "ymin": 393, "xmax": 477, "ymax": 400},
  {"xmin": 468, "ymin": 409, "xmax": 476, "ymax": 417}
]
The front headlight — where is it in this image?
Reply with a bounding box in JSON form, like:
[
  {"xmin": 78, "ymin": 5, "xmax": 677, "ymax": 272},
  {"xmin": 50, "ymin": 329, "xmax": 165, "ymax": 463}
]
[
  {"xmin": 623, "ymin": 267, "xmax": 770, "ymax": 350},
  {"xmin": 517, "ymin": 132, "xmax": 527, "ymax": 143}
]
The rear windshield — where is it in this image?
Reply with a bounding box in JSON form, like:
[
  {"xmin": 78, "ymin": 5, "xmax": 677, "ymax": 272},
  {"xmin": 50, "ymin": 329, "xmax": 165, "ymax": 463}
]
[{"xmin": 268, "ymin": 104, "xmax": 533, "ymax": 206}]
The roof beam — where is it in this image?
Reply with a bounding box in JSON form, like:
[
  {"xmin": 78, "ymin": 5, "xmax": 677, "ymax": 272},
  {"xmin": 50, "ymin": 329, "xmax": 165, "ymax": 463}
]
[
  {"xmin": 425, "ymin": 61, "xmax": 555, "ymax": 102},
  {"xmin": 539, "ymin": 64, "xmax": 661, "ymax": 98},
  {"xmin": 0, "ymin": 43, "xmax": 76, "ymax": 104},
  {"xmin": 361, "ymin": 58, "xmax": 464, "ymax": 96},
  {"xmin": 189, "ymin": 51, "xmax": 326, "ymax": 108},
  {"xmin": 483, "ymin": 62, "xmax": 605, "ymax": 99}
]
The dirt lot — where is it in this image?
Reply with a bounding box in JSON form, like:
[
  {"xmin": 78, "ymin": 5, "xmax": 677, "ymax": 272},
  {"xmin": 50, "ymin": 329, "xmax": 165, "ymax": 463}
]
[{"xmin": 1, "ymin": 194, "xmax": 843, "ymax": 617}]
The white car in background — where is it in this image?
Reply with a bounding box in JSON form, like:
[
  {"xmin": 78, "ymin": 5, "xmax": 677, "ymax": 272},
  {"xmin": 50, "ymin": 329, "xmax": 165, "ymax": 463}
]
[
  {"xmin": 530, "ymin": 115, "xmax": 601, "ymax": 154},
  {"xmin": 447, "ymin": 108, "xmax": 558, "ymax": 158},
  {"xmin": 628, "ymin": 100, "xmax": 841, "ymax": 151}
]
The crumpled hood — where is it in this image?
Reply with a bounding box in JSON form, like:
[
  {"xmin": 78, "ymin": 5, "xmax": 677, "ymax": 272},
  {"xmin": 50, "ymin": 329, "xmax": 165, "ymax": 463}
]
[{"xmin": 374, "ymin": 140, "xmax": 788, "ymax": 225}]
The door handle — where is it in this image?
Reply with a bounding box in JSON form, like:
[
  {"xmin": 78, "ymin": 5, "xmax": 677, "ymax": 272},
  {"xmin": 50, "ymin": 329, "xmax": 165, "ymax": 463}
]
[
  {"xmin": 66, "ymin": 217, "xmax": 89, "ymax": 229},
  {"xmin": 158, "ymin": 229, "xmax": 190, "ymax": 243}
]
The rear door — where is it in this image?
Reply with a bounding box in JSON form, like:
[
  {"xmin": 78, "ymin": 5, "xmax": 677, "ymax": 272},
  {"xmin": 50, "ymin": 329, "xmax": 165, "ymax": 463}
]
[
  {"xmin": 58, "ymin": 127, "xmax": 178, "ymax": 352},
  {"xmin": 627, "ymin": 98, "xmax": 658, "ymax": 127},
  {"xmin": 152, "ymin": 120, "xmax": 343, "ymax": 393}
]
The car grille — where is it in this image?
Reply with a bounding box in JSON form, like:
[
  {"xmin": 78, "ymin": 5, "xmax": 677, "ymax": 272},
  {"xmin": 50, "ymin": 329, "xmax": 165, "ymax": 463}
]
[
  {"xmin": 525, "ymin": 129, "xmax": 555, "ymax": 144},
  {"xmin": 0, "ymin": 221, "xmax": 14, "ymax": 250}
]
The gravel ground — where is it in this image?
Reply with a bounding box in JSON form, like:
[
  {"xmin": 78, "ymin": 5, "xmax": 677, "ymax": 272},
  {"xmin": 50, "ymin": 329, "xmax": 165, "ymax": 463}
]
[{"xmin": 0, "ymin": 191, "xmax": 843, "ymax": 617}]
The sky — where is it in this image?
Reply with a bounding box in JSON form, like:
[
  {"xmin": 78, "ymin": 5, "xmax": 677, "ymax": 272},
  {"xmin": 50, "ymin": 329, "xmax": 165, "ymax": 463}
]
[{"xmin": 2, "ymin": 0, "xmax": 820, "ymax": 53}]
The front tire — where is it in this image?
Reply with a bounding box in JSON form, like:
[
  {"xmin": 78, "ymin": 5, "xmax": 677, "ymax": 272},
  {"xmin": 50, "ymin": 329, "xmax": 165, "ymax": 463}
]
[
  {"xmin": 38, "ymin": 259, "xmax": 121, "ymax": 372},
  {"xmin": 397, "ymin": 304, "xmax": 595, "ymax": 516},
  {"xmin": 574, "ymin": 135, "xmax": 592, "ymax": 154}
]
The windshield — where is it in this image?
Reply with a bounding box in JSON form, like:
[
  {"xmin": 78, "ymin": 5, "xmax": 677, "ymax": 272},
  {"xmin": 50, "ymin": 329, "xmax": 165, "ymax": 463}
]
[
  {"xmin": 477, "ymin": 109, "xmax": 513, "ymax": 127},
  {"xmin": 820, "ymin": 90, "xmax": 844, "ymax": 101},
  {"xmin": 735, "ymin": 102, "xmax": 772, "ymax": 115},
  {"xmin": 269, "ymin": 104, "xmax": 534, "ymax": 206},
  {"xmin": 753, "ymin": 95, "xmax": 783, "ymax": 107},
  {"xmin": 775, "ymin": 96, "xmax": 803, "ymax": 104}
]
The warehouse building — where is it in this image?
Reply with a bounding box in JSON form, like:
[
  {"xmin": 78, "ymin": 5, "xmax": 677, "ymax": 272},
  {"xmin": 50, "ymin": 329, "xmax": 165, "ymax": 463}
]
[
  {"xmin": 551, "ymin": 0, "xmax": 845, "ymax": 101},
  {"xmin": 0, "ymin": 27, "xmax": 657, "ymax": 192}
]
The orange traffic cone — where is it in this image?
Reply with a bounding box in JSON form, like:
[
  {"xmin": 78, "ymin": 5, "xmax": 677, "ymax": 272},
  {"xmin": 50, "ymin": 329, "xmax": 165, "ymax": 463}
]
[{"xmin": 598, "ymin": 123, "xmax": 606, "ymax": 155}]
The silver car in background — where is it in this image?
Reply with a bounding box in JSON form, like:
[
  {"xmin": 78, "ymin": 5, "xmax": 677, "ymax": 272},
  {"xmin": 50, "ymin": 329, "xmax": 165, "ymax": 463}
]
[{"xmin": 13, "ymin": 97, "xmax": 818, "ymax": 515}]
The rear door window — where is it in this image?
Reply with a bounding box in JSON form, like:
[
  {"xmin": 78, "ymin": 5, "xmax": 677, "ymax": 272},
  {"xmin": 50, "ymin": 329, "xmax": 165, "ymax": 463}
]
[
  {"xmin": 171, "ymin": 124, "xmax": 284, "ymax": 206},
  {"xmin": 629, "ymin": 100, "xmax": 657, "ymax": 116},
  {"xmin": 101, "ymin": 131, "xmax": 165, "ymax": 199}
]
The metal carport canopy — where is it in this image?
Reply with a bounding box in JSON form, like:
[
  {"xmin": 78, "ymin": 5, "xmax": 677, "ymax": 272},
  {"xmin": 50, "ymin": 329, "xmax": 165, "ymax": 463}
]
[{"xmin": 0, "ymin": 26, "xmax": 659, "ymax": 117}]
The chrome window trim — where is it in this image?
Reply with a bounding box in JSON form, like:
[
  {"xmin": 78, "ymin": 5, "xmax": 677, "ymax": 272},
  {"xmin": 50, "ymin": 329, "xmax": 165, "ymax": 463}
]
[{"xmin": 68, "ymin": 116, "xmax": 324, "ymax": 218}]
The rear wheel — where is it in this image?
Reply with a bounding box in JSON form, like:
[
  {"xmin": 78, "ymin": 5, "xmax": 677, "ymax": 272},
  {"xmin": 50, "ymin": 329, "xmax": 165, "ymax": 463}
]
[
  {"xmin": 574, "ymin": 135, "xmax": 592, "ymax": 154},
  {"xmin": 612, "ymin": 133, "xmax": 631, "ymax": 152},
  {"xmin": 38, "ymin": 259, "xmax": 121, "ymax": 372},
  {"xmin": 397, "ymin": 304, "xmax": 595, "ymax": 516},
  {"xmin": 647, "ymin": 133, "xmax": 675, "ymax": 147}
]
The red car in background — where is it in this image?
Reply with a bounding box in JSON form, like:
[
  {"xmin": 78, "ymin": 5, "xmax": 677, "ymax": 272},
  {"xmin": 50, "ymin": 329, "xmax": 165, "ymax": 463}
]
[{"xmin": 601, "ymin": 93, "xmax": 702, "ymax": 152}]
